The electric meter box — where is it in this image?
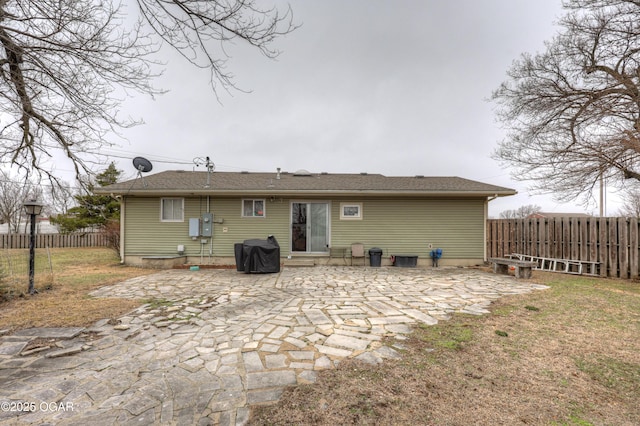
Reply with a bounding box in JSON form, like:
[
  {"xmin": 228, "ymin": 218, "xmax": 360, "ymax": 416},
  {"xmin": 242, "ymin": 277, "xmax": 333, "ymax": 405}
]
[{"xmin": 202, "ymin": 213, "xmax": 213, "ymax": 237}]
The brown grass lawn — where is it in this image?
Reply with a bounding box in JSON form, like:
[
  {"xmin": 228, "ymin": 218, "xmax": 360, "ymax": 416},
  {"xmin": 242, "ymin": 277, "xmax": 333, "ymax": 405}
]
[
  {"xmin": 249, "ymin": 273, "xmax": 640, "ymax": 426},
  {"xmin": 0, "ymin": 248, "xmax": 153, "ymax": 331},
  {"xmin": 2, "ymin": 250, "xmax": 639, "ymax": 425}
]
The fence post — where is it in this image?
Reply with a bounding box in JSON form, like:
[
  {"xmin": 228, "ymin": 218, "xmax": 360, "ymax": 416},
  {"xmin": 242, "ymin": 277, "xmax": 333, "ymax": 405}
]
[
  {"xmin": 490, "ymin": 220, "xmax": 496, "ymax": 258},
  {"xmin": 579, "ymin": 218, "xmax": 588, "ymax": 261},
  {"xmin": 619, "ymin": 218, "xmax": 629, "ymax": 279},
  {"xmin": 608, "ymin": 219, "xmax": 618, "ymax": 278},
  {"xmin": 570, "ymin": 217, "xmax": 579, "ymax": 260},
  {"xmin": 599, "ymin": 218, "xmax": 608, "ymax": 277},
  {"xmin": 631, "ymin": 219, "xmax": 639, "ymax": 279},
  {"xmin": 588, "ymin": 218, "xmax": 598, "ymax": 263}
]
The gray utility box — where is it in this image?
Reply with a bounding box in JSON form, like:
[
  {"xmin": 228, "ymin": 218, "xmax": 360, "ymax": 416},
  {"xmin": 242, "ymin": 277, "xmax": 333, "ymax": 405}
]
[{"xmin": 189, "ymin": 218, "xmax": 200, "ymax": 237}]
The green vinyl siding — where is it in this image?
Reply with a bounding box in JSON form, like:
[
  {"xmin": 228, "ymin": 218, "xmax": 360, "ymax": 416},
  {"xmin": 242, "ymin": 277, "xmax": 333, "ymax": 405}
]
[
  {"xmin": 205, "ymin": 197, "xmax": 290, "ymax": 256},
  {"xmin": 123, "ymin": 196, "xmax": 290, "ymax": 257},
  {"xmin": 124, "ymin": 197, "xmax": 203, "ymax": 256},
  {"xmin": 329, "ymin": 198, "xmax": 485, "ymax": 259},
  {"xmin": 123, "ymin": 195, "xmax": 486, "ymax": 260}
]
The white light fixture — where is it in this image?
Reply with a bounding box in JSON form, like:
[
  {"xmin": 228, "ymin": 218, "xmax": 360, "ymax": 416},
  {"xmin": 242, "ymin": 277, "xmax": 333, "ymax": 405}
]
[{"xmin": 23, "ymin": 199, "xmax": 44, "ymax": 216}]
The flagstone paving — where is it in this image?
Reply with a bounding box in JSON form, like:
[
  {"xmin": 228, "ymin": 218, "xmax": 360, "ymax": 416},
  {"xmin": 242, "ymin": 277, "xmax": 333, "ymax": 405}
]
[{"xmin": 0, "ymin": 266, "xmax": 547, "ymax": 425}]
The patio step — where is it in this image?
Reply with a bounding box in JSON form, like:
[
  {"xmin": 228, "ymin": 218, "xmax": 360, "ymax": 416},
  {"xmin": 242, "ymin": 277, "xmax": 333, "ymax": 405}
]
[{"xmin": 283, "ymin": 259, "xmax": 315, "ymax": 267}]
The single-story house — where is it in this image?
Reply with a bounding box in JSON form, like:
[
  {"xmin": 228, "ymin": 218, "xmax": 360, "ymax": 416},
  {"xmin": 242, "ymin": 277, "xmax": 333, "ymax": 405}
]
[{"xmin": 97, "ymin": 169, "xmax": 516, "ymax": 268}]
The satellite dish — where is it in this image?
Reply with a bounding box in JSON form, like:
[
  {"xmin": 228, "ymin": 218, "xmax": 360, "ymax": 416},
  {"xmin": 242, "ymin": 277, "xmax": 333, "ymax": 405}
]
[
  {"xmin": 131, "ymin": 156, "xmax": 153, "ymax": 188},
  {"xmin": 133, "ymin": 156, "xmax": 153, "ymax": 173}
]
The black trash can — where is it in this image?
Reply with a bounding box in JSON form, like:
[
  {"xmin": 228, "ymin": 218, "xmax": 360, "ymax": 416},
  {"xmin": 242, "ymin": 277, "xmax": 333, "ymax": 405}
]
[
  {"xmin": 369, "ymin": 248, "xmax": 383, "ymax": 267},
  {"xmin": 234, "ymin": 243, "xmax": 245, "ymax": 272}
]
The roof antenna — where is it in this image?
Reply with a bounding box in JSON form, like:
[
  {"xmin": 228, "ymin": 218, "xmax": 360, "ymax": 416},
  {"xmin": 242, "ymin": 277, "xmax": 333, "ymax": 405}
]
[
  {"xmin": 193, "ymin": 156, "xmax": 215, "ymax": 187},
  {"xmin": 132, "ymin": 156, "xmax": 153, "ymax": 188}
]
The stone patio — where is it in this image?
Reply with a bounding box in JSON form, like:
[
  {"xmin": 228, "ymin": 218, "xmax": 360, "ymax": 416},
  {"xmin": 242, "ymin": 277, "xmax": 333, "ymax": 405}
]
[{"xmin": 0, "ymin": 266, "xmax": 547, "ymax": 425}]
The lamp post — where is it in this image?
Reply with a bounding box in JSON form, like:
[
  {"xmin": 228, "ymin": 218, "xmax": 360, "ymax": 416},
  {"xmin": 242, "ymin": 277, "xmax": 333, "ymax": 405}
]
[{"xmin": 23, "ymin": 199, "xmax": 44, "ymax": 295}]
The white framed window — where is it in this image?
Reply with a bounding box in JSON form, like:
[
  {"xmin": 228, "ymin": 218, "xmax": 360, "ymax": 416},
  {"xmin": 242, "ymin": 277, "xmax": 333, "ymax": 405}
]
[
  {"xmin": 161, "ymin": 198, "xmax": 184, "ymax": 222},
  {"xmin": 340, "ymin": 202, "xmax": 362, "ymax": 220},
  {"xmin": 242, "ymin": 199, "xmax": 265, "ymax": 217}
]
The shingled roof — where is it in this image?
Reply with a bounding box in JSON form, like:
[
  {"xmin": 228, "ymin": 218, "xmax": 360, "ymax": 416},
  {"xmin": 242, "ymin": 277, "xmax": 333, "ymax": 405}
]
[{"xmin": 98, "ymin": 170, "xmax": 516, "ymax": 198}]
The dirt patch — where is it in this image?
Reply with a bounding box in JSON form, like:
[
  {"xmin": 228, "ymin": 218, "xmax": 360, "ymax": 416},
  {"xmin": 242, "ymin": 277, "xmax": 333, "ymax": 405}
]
[
  {"xmin": 0, "ymin": 248, "xmax": 153, "ymax": 331},
  {"xmin": 249, "ymin": 273, "xmax": 640, "ymax": 425}
]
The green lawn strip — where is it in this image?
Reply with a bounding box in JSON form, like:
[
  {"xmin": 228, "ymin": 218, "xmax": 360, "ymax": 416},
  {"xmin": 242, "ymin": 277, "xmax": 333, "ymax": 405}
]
[{"xmin": 398, "ymin": 273, "xmax": 640, "ymax": 424}]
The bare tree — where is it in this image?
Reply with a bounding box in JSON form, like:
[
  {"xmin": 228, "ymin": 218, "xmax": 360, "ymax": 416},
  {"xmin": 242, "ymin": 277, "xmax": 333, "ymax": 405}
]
[
  {"xmin": 616, "ymin": 185, "xmax": 640, "ymax": 217},
  {"xmin": 499, "ymin": 204, "xmax": 542, "ymax": 219},
  {"xmin": 0, "ymin": 170, "xmax": 30, "ymax": 233},
  {"xmin": 135, "ymin": 0, "xmax": 295, "ymax": 91},
  {"xmin": 45, "ymin": 181, "xmax": 74, "ymax": 217},
  {"xmin": 492, "ymin": 0, "xmax": 640, "ymax": 204},
  {"xmin": 0, "ymin": 0, "xmax": 295, "ymax": 188}
]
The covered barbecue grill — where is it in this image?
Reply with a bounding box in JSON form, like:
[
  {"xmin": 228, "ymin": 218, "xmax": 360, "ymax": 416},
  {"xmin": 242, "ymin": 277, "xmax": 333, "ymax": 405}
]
[{"xmin": 234, "ymin": 235, "xmax": 280, "ymax": 273}]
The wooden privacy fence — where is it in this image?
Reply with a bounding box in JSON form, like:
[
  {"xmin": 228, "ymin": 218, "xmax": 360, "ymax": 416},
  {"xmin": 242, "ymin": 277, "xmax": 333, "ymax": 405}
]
[
  {"xmin": 487, "ymin": 218, "xmax": 640, "ymax": 279},
  {"xmin": 0, "ymin": 233, "xmax": 109, "ymax": 249}
]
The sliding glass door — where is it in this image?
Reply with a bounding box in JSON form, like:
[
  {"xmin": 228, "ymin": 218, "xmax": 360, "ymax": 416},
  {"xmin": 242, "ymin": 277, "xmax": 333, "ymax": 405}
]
[{"xmin": 291, "ymin": 202, "xmax": 329, "ymax": 253}]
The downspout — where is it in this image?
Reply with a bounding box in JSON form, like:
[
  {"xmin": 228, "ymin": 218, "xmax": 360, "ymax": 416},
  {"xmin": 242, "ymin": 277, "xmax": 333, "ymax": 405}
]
[
  {"xmin": 208, "ymin": 195, "xmax": 213, "ymax": 263},
  {"xmin": 484, "ymin": 194, "xmax": 498, "ymax": 262},
  {"xmin": 119, "ymin": 196, "xmax": 126, "ymax": 264}
]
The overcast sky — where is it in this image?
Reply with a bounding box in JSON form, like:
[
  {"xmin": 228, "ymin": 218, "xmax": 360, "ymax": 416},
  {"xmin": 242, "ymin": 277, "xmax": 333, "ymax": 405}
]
[{"xmin": 101, "ymin": 0, "xmax": 621, "ymax": 217}]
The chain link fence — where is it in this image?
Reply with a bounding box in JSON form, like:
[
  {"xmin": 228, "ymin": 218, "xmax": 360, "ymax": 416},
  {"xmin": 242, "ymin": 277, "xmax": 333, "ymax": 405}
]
[{"xmin": 0, "ymin": 248, "xmax": 54, "ymax": 300}]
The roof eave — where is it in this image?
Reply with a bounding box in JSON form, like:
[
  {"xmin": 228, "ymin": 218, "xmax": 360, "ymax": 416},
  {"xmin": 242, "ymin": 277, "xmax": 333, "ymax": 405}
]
[{"xmin": 97, "ymin": 188, "xmax": 517, "ymax": 197}]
